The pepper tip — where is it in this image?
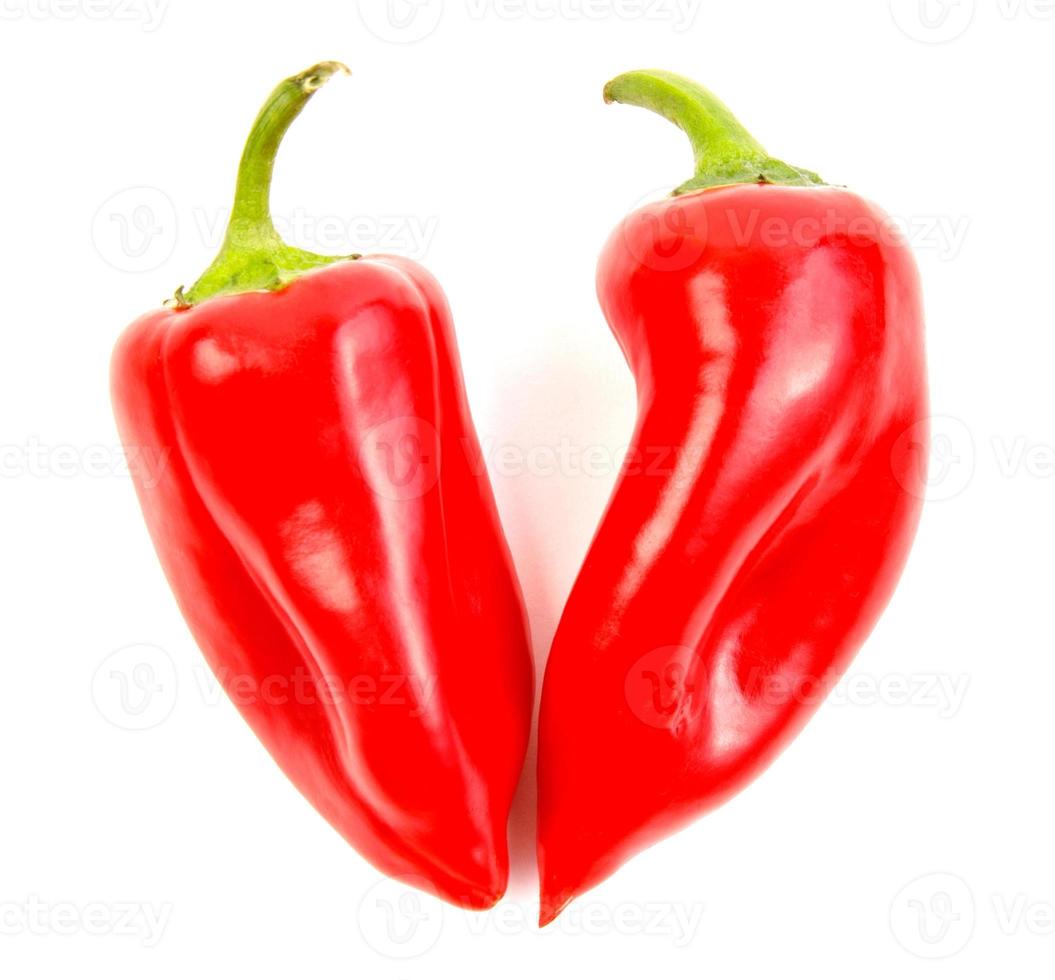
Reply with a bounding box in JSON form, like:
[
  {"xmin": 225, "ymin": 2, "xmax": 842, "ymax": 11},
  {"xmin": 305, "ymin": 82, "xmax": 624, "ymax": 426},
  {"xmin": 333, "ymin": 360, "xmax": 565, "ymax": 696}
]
[{"xmin": 538, "ymin": 889, "xmax": 573, "ymax": 927}]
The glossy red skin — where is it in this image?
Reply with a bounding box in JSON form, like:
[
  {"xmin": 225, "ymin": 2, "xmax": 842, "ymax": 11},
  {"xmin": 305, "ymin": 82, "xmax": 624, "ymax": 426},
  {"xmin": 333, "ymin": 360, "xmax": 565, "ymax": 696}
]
[
  {"xmin": 112, "ymin": 256, "xmax": 533, "ymax": 910},
  {"xmin": 537, "ymin": 184, "xmax": 927, "ymax": 922}
]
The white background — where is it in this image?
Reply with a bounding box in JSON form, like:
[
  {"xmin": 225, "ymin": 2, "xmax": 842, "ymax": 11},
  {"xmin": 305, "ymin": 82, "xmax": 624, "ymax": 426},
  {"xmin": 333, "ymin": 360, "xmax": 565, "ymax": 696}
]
[{"xmin": 1, "ymin": 0, "xmax": 1053, "ymax": 976}]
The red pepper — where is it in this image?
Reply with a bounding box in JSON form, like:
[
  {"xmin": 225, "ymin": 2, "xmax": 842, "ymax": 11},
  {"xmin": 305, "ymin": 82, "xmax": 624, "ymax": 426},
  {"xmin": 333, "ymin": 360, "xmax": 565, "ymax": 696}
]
[
  {"xmin": 111, "ymin": 63, "xmax": 533, "ymax": 910},
  {"xmin": 537, "ymin": 70, "xmax": 927, "ymax": 924}
]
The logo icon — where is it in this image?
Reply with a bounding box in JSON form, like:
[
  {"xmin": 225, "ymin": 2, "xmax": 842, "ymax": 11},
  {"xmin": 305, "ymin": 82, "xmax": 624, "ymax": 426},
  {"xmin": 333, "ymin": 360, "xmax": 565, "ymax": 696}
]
[
  {"xmin": 891, "ymin": 415, "xmax": 974, "ymax": 502},
  {"xmin": 621, "ymin": 188, "xmax": 709, "ymax": 274},
  {"xmin": 889, "ymin": 0, "xmax": 975, "ymax": 43},
  {"xmin": 356, "ymin": 0, "xmax": 444, "ymax": 43},
  {"xmin": 92, "ymin": 644, "xmax": 178, "ymax": 731},
  {"xmin": 890, "ymin": 872, "xmax": 975, "ymax": 958},
  {"xmin": 356, "ymin": 876, "xmax": 444, "ymax": 958},
  {"xmin": 625, "ymin": 645, "xmax": 699, "ymax": 729},
  {"xmin": 92, "ymin": 187, "xmax": 177, "ymax": 273},
  {"xmin": 358, "ymin": 416, "xmax": 442, "ymax": 501}
]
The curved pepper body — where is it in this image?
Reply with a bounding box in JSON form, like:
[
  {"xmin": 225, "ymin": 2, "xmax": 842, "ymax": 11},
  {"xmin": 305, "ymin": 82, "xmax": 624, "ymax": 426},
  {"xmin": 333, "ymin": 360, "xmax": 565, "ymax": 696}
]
[
  {"xmin": 113, "ymin": 256, "xmax": 533, "ymax": 909},
  {"xmin": 538, "ymin": 183, "xmax": 927, "ymax": 921}
]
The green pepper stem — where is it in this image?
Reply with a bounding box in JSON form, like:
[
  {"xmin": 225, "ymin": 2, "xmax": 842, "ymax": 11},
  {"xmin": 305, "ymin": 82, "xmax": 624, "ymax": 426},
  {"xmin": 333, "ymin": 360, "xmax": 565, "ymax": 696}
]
[
  {"xmin": 180, "ymin": 61, "xmax": 356, "ymax": 307},
  {"xmin": 603, "ymin": 69, "xmax": 825, "ymax": 196}
]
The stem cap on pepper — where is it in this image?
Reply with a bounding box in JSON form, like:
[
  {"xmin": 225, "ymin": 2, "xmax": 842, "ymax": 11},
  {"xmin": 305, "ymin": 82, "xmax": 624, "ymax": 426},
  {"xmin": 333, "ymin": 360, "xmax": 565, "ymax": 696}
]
[
  {"xmin": 179, "ymin": 61, "xmax": 357, "ymax": 307},
  {"xmin": 604, "ymin": 69, "xmax": 825, "ymax": 196}
]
